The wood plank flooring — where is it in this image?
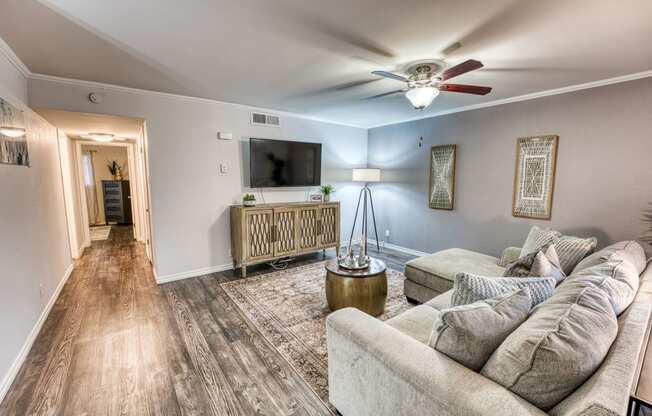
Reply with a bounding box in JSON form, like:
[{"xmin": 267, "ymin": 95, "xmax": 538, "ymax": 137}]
[{"xmin": 0, "ymin": 226, "xmax": 415, "ymax": 415}]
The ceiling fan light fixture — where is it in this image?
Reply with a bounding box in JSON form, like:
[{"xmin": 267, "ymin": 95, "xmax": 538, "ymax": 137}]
[
  {"xmin": 0, "ymin": 126, "xmax": 26, "ymax": 138},
  {"xmin": 405, "ymin": 87, "xmax": 439, "ymax": 110},
  {"xmin": 82, "ymin": 132, "xmax": 115, "ymax": 142}
]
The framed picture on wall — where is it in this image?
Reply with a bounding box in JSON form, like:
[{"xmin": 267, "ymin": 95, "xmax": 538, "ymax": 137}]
[
  {"xmin": 512, "ymin": 135, "xmax": 559, "ymax": 219},
  {"xmin": 0, "ymin": 98, "xmax": 29, "ymax": 167},
  {"xmin": 429, "ymin": 144, "xmax": 456, "ymax": 210}
]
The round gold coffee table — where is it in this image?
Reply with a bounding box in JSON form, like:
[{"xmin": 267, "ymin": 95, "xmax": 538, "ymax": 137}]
[{"xmin": 325, "ymin": 258, "xmax": 388, "ymax": 317}]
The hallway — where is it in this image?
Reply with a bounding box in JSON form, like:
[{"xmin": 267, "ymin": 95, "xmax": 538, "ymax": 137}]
[{"xmin": 0, "ymin": 226, "xmax": 331, "ymax": 415}]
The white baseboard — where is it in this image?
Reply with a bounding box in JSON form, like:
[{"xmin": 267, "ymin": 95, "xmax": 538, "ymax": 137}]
[
  {"xmin": 156, "ymin": 263, "xmax": 233, "ymax": 284},
  {"xmin": 0, "ymin": 262, "xmax": 74, "ymax": 403},
  {"xmin": 342, "ymin": 239, "xmax": 430, "ymax": 257}
]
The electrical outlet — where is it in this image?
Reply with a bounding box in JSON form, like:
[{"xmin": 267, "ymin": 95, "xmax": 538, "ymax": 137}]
[
  {"xmin": 219, "ymin": 163, "xmax": 228, "ymax": 173},
  {"xmin": 385, "ymin": 229, "xmax": 390, "ymax": 238}
]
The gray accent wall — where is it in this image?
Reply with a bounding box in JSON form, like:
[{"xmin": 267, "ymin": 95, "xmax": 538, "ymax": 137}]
[{"xmin": 368, "ymin": 77, "xmax": 652, "ymax": 257}]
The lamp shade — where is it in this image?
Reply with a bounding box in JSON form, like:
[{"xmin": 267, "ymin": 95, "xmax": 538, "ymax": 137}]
[{"xmin": 352, "ymin": 168, "xmax": 381, "ymax": 182}]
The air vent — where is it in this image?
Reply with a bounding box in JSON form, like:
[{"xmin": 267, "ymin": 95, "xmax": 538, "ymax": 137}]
[{"xmin": 251, "ymin": 112, "xmax": 280, "ymax": 127}]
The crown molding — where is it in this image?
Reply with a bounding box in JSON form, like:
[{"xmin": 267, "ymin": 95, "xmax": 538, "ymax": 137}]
[
  {"xmin": 367, "ymin": 70, "xmax": 652, "ymax": 129},
  {"xmin": 0, "ymin": 37, "xmax": 30, "ymax": 77},
  {"xmin": 27, "ymin": 72, "xmax": 369, "ymax": 129}
]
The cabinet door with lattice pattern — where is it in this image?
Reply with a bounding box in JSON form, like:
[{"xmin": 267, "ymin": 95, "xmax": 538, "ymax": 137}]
[
  {"xmin": 273, "ymin": 208, "xmax": 298, "ymax": 257},
  {"xmin": 319, "ymin": 205, "xmax": 339, "ymax": 247},
  {"xmin": 244, "ymin": 209, "xmax": 273, "ymax": 262},
  {"xmin": 298, "ymin": 206, "xmax": 320, "ymax": 253}
]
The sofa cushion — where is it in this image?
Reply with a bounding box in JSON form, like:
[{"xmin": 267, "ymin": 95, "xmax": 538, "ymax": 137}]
[
  {"xmin": 452, "ymin": 273, "xmax": 556, "ymax": 307},
  {"xmin": 385, "ymin": 305, "xmax": 440, "ymax": 344},
  {"xmin": 561, "ymin": 256, "xmax": 640, "ymax": 315},
  {"xmin": 572, "ymin": 240, "xmax": 647, "ymax": 275},
  {"xmin": 481, "ymin": 286, "xmax": 618, "ymax": 410},
  {"xmin": 521, "ymin": 226, "xmax": 597, "ymax": 275},
  {"xmin": 425, "ymin": 290, "xmax": 453, "ymax": 310},
  {"xmin": 428, "ymin": 289, "xmax": 532, "ymax": 371},
  {"xmin": 405, "ymin": 249, "xmax": 505, "ymax": 294}
]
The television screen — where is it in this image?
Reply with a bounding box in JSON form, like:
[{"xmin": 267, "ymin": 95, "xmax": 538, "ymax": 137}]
[{"xmin": 249, "ymin": 138, "xmax": 322, "ymax": 187}]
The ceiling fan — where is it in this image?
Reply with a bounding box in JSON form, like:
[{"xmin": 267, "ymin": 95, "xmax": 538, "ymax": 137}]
[{"xmin": 368, "ymin": 59, "xmax": 492, "ymax": 110}]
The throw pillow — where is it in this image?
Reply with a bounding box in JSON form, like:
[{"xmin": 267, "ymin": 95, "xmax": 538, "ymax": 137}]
[
  {"xmin": 529, "ymin": 245, "xmax": 566, "ymax": 283},
  {"xmin": 520, "ymin": 226, "xmax": 597, "ymax": 275},
  {"xmin": 481, "ymin": 287, "xmax": 618, "ymax": 410},
  {"xmin": 451, "ymin": 273, "xmax": 556, "ymax": 307},
  {"xmin": 503, "ymin": 245, "xmax": 565, "ymax": 283},
  {"xmin": 428, "ymin": 289, "xmax": 532, "ymax": 371}
]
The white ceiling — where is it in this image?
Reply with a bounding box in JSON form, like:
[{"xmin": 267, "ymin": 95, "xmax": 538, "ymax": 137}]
[
  {"xmin": 35, "ymin": 108, "xmax": 143, "ymax": 139},
  {"xmin": 2, "ymin": 0, "xmax": 652, "ymax": 127}
]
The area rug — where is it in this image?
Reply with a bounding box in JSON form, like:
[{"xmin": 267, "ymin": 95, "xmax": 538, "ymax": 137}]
[
  {"xmin": 89, "ymin": 225, "xmax": 111, "ymax": 241},
  {"xmin": 220, "ymin": 261, "xmax": 412, "ymax": 403}
]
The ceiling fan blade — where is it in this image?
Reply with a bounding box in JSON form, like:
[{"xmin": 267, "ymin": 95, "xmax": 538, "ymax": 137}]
[
  {"xmin": 371, "ymin": 70, "xmax": 409, "ymax": 82},
  {"xmin": 364, "ymin": 89, "xmax": 406, "ymax": 100},
  {"xmin": 439, "ymin": 83, "xmax": 492, "ymax": 95},
  {"xmin": 440, "ymin": 41, "xmax": 463, "ymax": 56},
  {"xmin": 441, "ymin": 59, "xmax": 484, "ymax": 81}
]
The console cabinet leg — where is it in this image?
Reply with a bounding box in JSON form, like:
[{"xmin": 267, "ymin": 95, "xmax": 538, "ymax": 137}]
[{"xmin": 241, "ymin": 265, "xmax": 247, "ymax": 278}]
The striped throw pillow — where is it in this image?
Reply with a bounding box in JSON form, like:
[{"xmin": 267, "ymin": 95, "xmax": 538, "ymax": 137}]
[
  {"xmin": 521, "ymin": 226, "xmax": 597, "ymax": 275},
  {"xmin": 452, "ymin": 273, "xmax": 556, "ymax": 307}
]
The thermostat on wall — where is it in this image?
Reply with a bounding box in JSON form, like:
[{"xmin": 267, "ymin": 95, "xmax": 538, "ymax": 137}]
[{"xmin": 218, "ymin": 132, "xmax": 233, "ymax": 140}]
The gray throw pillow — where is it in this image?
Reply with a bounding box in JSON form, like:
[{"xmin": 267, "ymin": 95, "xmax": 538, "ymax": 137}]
[
  {"xmin": 429, "ymin": 289, "xmax": 532, "ymax": 371},
  {"xmin": 529, "ymin": 245, "xmax": 566, "ymax": 283},
  {"xmin": 481, "ymin": 287, "xmax": 618, "ymax": 410},
  {"xmin": 503, "ymin": 245, "xmax": 565, "ymax": 284},
  {"xmin": 520, "ymin": 226, "xmax": 597, "ymax": 275},
  {"xmin": 451, "ymin": 273, "xmax": 556, "ymax": 307}
]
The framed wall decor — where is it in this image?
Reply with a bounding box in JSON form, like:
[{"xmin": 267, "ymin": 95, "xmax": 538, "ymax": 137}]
[
  {"xmin": 0, "ymin": 98, "xmax": 29, "ymax": 166},
  {"xmin": 429, "ymin": 144, "xmax": 456, "ymax": 210},
  {"xmin": 512, "ymin": 135, "xmax": 558, "ymax": 219}
]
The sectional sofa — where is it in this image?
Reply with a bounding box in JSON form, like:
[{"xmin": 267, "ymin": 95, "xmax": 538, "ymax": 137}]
[{"xmin": 326, "ymin": 241, "xmax": 651, "ymax": 416}]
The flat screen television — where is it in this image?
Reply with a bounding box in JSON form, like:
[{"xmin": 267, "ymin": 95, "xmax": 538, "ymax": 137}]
[{"xmin": 249, "ymin": 138, "xmax": 322, "ymax": 187}]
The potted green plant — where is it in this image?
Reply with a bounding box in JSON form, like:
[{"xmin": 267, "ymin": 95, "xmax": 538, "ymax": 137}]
[
  {"xmin": 320, "ymin": 184, "xmax": 335, "ymax": 202},
  {"xmin": 107, "ymin": 160, "xmax": 124, "ymax": 180},
  {"xmin": 243, "ymin": 193, "xmax": 256, "ymax": 207}
]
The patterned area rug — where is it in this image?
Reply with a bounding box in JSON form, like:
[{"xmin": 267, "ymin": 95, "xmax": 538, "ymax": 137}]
[{"xmin": 220, "ymin": 261, "xmax": 412, "ymax": 404}]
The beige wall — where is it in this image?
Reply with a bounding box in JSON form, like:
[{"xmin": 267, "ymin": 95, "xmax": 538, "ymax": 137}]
[{"xmin": 81, "ymin": 144, "xmax": 129, "ymax": 225}]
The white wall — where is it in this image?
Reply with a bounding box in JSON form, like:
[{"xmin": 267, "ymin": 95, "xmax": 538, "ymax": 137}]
[
  {"xmin": 0, "ymin": 58, "xmax": 73, "ymax": 398},
  {"xmin": 28, "ymin": 79, "xmax": 368, "ymax": 280}
]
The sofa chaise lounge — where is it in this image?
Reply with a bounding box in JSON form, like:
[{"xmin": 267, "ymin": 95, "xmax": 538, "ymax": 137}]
[{"xmin": 327, "ymin": 241, "xmax": 651, "ymax": 416}]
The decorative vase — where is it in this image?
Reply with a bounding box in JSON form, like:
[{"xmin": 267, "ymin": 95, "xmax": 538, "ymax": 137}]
[
  {"xmin": 323, "ymin": 194, "xmax": 330, "ymax": 202},
  {"xmin": 243, "ymin": 200, "xmax": 256, "ymax": 207}
]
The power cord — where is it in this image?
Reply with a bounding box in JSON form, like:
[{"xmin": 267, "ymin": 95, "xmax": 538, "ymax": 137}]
[{"xmin": 268, "ymin": 257, "xmax": 294, "ymax": 270}]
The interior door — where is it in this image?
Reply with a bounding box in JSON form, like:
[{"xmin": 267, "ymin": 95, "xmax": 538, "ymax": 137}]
[
  {"xmin": 320, "ymin": 204, "xmax": 339, "ymax": 248},
  {"xmin": 298, "ymin": 206, "xmax": 320, "ymax": 253},
  {"xmin": 273, "ymin": 208, "xmax": 298, "ymax": 257},
  {"xmin": 244, "ymin": 209, "xmax": 274, "ymax": 262}
]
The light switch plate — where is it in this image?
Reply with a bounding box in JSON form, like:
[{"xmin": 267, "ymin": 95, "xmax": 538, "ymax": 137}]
[
  {"xmin": 220, "ymin": 163, "xmax": 228, "ymax": 173},
  {"xmin": 218, "ymin": 132, "xmax": 233, "ymax": 140}
]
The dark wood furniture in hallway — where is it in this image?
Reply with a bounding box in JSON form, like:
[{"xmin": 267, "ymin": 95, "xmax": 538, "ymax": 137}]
[{"xmin": 0, "ymin": 227, "xmax": 414, "ymax": 415}]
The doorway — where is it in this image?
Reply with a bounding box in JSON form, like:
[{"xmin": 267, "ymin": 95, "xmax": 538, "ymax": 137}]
[{"xmin": 37, "ymin": 109, "xmax": 154, "ymax": 264}]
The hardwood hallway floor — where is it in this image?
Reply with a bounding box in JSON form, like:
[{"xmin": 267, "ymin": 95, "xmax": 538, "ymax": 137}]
[{"xmin": 0, "ymin": 226, "xmax": 414, "ymax": 415}]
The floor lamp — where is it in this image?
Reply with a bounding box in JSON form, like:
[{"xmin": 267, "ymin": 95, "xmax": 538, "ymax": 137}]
[{"xmin": 338, "ymin": 168, "xmax": 381, "ymax": 270}]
